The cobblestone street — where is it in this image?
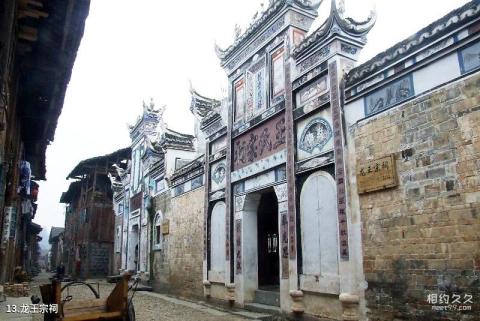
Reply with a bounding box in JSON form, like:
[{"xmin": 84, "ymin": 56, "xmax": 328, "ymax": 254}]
[{"xmin": 16, "ymin": 273, "xmax": 265, "ymax": 321}]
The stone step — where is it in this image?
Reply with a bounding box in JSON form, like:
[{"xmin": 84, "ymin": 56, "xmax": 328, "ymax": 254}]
[
  {"xmin": 231, "ymin": 309, "xmax": 273, "ymax": 321},
  {"xmin": 254, "ymin": 289, "xmax": 280, "ymax": 307},
  {"xmin": 245, "ymin": 302, "xmax": 281, "ymax": 316}
]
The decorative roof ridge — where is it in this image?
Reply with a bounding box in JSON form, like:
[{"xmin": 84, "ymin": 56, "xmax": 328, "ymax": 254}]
[
  {"xmin": 345, "ymin": 0, "xmax": 480, "ymax": 87},
  {"xmin": 215, "ymin": 0, "xmax": 322, "ymax": 63},
  {"xmin": 128, "ymin": 98, "xmax": 166, "ymax": 134},
  {"xmin": 170, "ymin": 155, "xmax": 205, "ymax": 180},
  {"xmin": 164, "ymin": 128, "xmax": 195, "ymax": 139},
  {"xmin": 293, "ymin": 0, "xmax": 376, "ymax": 58},
  {"xmin": 189, "ymin": 82, "xmax": 221, "ymax": 119}
]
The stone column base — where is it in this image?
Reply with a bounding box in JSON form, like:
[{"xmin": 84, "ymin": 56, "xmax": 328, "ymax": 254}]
[
  {"xmin": 339, "ymin": 293, "xmax": 360, "ymax": 321},
  {"xmin": 203, "ymin": 280, "xmax": 211, "ymax": 298},
  {"xmin": 225, "ymin": 283, "xmax": 235, "ymax": 302},
  {"xmin": 290, "ymin": 290, "xmax": 304, "ymax": 313}
]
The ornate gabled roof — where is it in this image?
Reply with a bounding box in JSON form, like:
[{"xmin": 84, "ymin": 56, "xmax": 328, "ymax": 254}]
[
  {"xmin": 160, "ymin": 129, "xmax": 195, "ymax": 151},
  {"xmin": 189, "ymin": 84, "xmax": 223, "ymax": 131},
  {"xmin": 215, "ymin": 0, "xmax": 322, "ymax": 63},
  {"xmin": 128, "ymin": 99, "xmax": 166, "ymax": 140},
  {"xmin": 293, "ymin": 0, "xmax": 376, "ymax": 58},
  {"xmin": 190, "ymin": 86, "xmax": 221, "ymax": 118},
  {"xmin": 345, "ymin": 0, "xmax": 480, "ymax": 87}
]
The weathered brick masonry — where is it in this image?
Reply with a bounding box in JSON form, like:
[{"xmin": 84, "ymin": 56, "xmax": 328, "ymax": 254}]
[
  {"xmin": 152, "ymin": 187, "xmax": 204, "ymax": 299},
  {"xmin": 168, "ymin": 187, "xmax": 205, "ymax": 299},
  {"xmin": 352, "ymin": 73, "xmax": 480, "ymax": 321}
]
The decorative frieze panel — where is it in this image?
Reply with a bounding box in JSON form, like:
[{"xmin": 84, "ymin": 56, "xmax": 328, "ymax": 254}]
[
  {"xmin": 232, "ymin": 113, "xmax": 286, "ymax": 170},
  {"xmin": 273, "ymin": 183, "xmax": 288, "ymax": 202},
  {"xmin": 297, "ymin": 45, "xmax": 331, "ymax": 74},
  {"xmin": 292, "ymin": 62, "xmax": 328, "ymax": 90},
  {"xmin": 210, "ymin": 136, "xmax": 227, "ymax": 154},
  {"xmin": 234, "ymin": 195, "xmax": 246, "ymax": 212},
  {"xmin": 210, "ymin": 161, "xmax": 227, "ymax": 192},
  {"xmin": 293, "ymin": 92, "xmax": 329, "ymax": 120},
  {"xmin": 364, "ymin": 74, "xmax": 414, "ymax": 116},
  {"xmin": 296, "ymin": 151, "xmax": 334, "ymax": 173},
  {"xmin": 296, "ymin": 75, "xmax": 329, "ymax": 109},
  {"xmin": 172, "ymin": 175, "xmax": 204, "ymax": 197},
  {"xmin": 210, "ymin": 189, "xmax": 225, "ymax": 201},
  {"xmin": 225, "ymin": 16, "xmax": 286, "ymax": 73},
  {"xmin": 209, "ymin": 149, "xmax": 227, "ymax": 163},
  {"xmin": 231, "ymin": 150, "xmax": 287, "ymax": 183},
  {"xmin": 296, "ymin": 109, "xmax": 334, "ymax": 161},
  {"xmin": 232, "ymin": 101, "xmax": 285, "ymax": 138}
]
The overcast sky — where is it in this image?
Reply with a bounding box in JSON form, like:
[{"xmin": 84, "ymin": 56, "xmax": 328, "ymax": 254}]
[{"xmin": 35, "ymin": 0, "xmax": 470, "ymax": 249}]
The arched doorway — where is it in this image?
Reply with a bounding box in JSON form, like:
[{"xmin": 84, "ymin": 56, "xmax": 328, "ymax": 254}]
[{"xmin": 300, "ymin": 170, "xmax": 340, "ymax": 293}]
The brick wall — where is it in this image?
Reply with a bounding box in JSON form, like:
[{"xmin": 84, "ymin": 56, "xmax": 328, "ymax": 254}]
[
  {"xmin": 352, "ymin": 73, "xmax": 480, "ymax": 321},
  {"xmin": 168, "ymin": 187, "xmax": 204, "ymax": 299}
]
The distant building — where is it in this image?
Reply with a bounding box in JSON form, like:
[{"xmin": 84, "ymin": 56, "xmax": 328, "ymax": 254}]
[
  {"xmin": 48, "ymin": 227, "xmax": 64, "ymax": 272},
  {"xmin": 60, "ymin": 148, "xmax": 130, "ymax": 278},
  {"xmin": 0, "ymin": 0, "xmax": 90, "ymax": 282}
]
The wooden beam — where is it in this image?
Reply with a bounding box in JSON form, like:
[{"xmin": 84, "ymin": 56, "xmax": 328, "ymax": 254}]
[
  {"xmin": 19, "ymin": 0, "xmax": 44, "ymax": 8},
  {"xmin": 18, "ymin": 26, "xmax": 38, "ymax": 42},
  {"xmin": 18, "ymin": 8, "xmax": 48, "ymax": 19}
]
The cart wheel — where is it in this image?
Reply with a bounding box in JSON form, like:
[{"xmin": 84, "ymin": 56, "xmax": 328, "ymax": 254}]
[{"xmin": 127, "ymin": 301, "xmax": 135, "ymax": 321}]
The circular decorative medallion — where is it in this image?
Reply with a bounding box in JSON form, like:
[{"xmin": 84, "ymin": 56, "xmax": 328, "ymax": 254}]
[{"xmin": 299, "ymin": 117, "xmax": 333, "ymax": 154}]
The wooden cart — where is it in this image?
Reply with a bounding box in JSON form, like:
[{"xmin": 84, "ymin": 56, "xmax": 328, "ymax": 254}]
[{"xmin": 39, "ymin": 274, "xmax": 135, "ymax": 321}]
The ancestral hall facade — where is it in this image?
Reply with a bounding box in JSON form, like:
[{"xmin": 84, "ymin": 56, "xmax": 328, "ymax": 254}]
[{"xmin": 109, "ymin": 1, "xmax": 480, "ymax": 320}]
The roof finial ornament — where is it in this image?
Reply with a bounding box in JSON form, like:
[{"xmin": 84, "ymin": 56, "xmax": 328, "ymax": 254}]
[
  {"xmin": 331, "ymin": 0, "xmax": 376, "ymax": 36},
  {"xmin": 234, "ymin": 24, "xmax": 242, "ymax": 40},
  {"xmin": 294, "ymin": 0, "xmax": 323, "ymax": 10},
  {"xmin": 337, "ymin": 0, "xmax": 345, "ymax": 15},
  {"xmin": 214, "ymin": 41, "xmax": 226, "ymax": 59}
]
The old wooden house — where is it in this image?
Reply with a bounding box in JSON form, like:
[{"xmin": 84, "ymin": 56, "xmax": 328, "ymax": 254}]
[
  {"xmin": 60, "ymin": 148, "xmax": 130, "ymax": 278},
  {"xmin": 0, "ymin": 0, "xmax": 90, "ymax": 283}
]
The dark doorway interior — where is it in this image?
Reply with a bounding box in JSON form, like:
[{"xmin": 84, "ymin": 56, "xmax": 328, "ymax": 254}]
[{"xmin": 257, "ymin": 190, "xmax": 279, "ymax": 288}]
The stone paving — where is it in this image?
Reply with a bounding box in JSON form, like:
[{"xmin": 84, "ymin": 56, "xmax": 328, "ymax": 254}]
[{"xmin": 0, "ymin": 272, "xmax": 270, "ymax": 321}]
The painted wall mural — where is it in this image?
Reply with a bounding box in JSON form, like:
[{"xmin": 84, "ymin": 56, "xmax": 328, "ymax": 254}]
[
  {"xmin": 364, "ymin": 75, "xmax": 414, "ymax": 116},
  {"xmin": 210, "ymin": 135, "xmax": 227, "ymax": 154},
  {"xmin": 296, "ymin": 109, "xmax": 333, "ymax": 161},
  {"xmin": 459, "ymin": 40, "xmax": 480, "ymax": 74},
  {"xmin": 234, "ymin": 79, "xmax": 245, "ymax": 121},
  {"xmin": 272, "ymin": 47, "xmax": 285, "ymax": 100},
  {"xmin": 296, "ymin": 75, "xmax": 329, "ymax": 109},
  {"xmin": 246, "ymin": 59, "xmax": 267, "ymax": 119},
  {"xmin": 232, "ymin": 113, "xmax": 286, "ymax": 170},
  {"xmin": 210, "ymin": 160, "xmax": 226, "ymax": 192}
]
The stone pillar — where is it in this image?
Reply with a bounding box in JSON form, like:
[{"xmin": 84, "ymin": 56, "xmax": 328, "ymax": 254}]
[
  {"xmin": 274, "ymin": 183, "xmax": 294, "ymax": 311},
  {"xmin": 289, "ymin": 290, "xmax": 305, "ymax": 313},
  {"xmin": 203, "ymin": 280, "xmax": 211, "ymax": 298},
  {"xmin": 225, "ymin": 283, "xmax": 236, "ymax": 302},
  {"xmin": 233, "ymin": 193, "xmax": 261, "ymax": 305},
  {"xmin": 339, "ymin": 293, "xmax": 360, "ymax": 321}
]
